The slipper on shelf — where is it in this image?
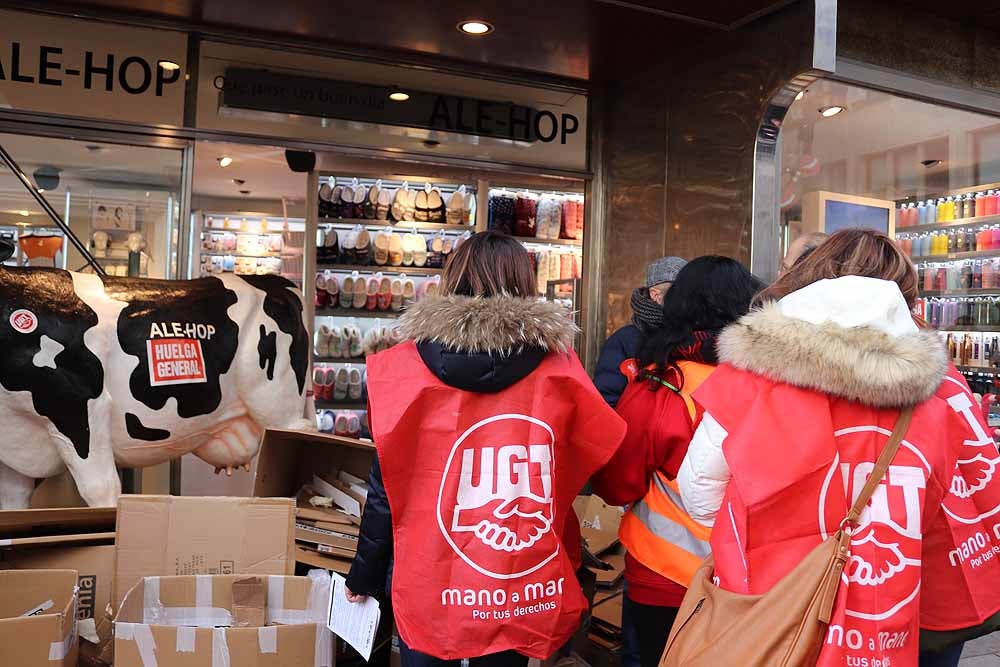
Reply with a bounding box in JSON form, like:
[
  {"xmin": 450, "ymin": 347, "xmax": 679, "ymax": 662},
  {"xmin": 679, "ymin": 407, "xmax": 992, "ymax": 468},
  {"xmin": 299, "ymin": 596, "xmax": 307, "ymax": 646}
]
[
  {"xmin": 334, "ymin": 412, "xmax": 350, "ymax": 436},
  {"xmin": 334, "ymin": 368, "xmax": 350, "ymax": 401},
  {"xmin": 354, "ymin": 228, "xmax": 372, "ymax": 265},
  {"xmin": 324, "ymin": 273, "xmax": 340, "ymax": 309},
  {"xmin": 402, "ymin": 279, "xmax": 416, "ymax": 307},
  {"xmin": 352, "ymin": 275, "xmax": 367, "ymax": 309},
  {"xmin": 349, "ymin": 326, "xmax": 364, "ymax": 358},
  {"xmin": 374, "ymin": 232, "xmax": 390, "ymax": 266},
  {"xmin": 342, "ymin": 228, "xmax": 358, "ymax": 264},
  {"xmin": 364, "ymin": 184, "xmax": 379, "ymax": 220},
  {"xmin": 401, "ymin": 233, "xmax": 415, "ymax": 267},
  {"xmin": 314, "ymin": 324, "xmax": 332, "ymax": 357},
  {"xmin": 412, "ymin": 233, "xmax": 428, "ymax": 267},
  {"xmin": 446, "ymin": 190, "xmax": 466, "ymax": 225},
  {"xmin": 389, "ymin": 233, "xmax": 404, "ymax": 267},
  {"xmin": 348, "ymin": 367, "xmax": 364, "ymax": 400},
  {"xmin": 365, "ymin": 277, "xmax": 379, "ymax": 311},
  {"xmin": 377, "ymin": 276, "xmax": 392, "ymax": 311},
  {"xmin": 327, "ymin": 326, "xmax": 343, "ymax": 359},
  {"xmin": 427, "ymin": 188, "xmax": 445, "ymax": 223},
  {"xmin": 341, "ymin": 275, "xmax": 355, "ymax": 309},
  {"xmin": 315, "ymin": 273, "xmax": 328, "ymax": 308},
  {"xmin": 376, "ymin": 187, "xmax": 391, "ymax": 220},
  {"xmin": 390, "ymin": 188, "xmax": 407, "ymax": 222},
  {"xmin": 330, "ymin": 185, "xmax": 343, "ymax": 219},
  {"xmin": 404, "ymin": 188, "xmax": 417, "ymax": 221},
  {"xmin": 318, "ymin": 410, "xmax": 335, "ymax": 433},
  {"xmin": 414, "ymin": 189, "xmax": 430, "ymax": 222},
  {"xmin": 391, "ymin": 278, "xmax": 404, "ymax": 312}
]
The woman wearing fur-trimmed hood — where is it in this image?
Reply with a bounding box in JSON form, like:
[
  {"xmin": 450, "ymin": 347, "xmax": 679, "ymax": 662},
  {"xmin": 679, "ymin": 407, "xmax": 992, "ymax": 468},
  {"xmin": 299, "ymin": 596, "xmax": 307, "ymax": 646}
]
[
  {"xmin": 344, "ymin": 232, "xmax": 625, "ymax": 666},
  {"xmin": 677, "ymin": 229, "xmax": 1000, "ymax": 667}
]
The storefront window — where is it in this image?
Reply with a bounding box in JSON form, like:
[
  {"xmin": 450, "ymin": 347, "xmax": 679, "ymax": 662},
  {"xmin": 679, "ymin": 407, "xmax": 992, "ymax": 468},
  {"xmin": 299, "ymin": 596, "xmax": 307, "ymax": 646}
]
[
  {"xmin": 0, "ymin": 133, "xmax": 183, "ymax": 278},
  {"xmin": 776, "ymin": 79, "xmax": 1000, "ymax": 396}
]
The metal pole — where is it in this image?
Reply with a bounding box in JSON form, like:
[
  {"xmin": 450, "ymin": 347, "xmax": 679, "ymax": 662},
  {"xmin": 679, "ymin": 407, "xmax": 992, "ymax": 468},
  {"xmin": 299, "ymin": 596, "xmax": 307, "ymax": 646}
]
[{"xmin": 0, "ymin": 142, "xmax": 107, "ymax": 277}]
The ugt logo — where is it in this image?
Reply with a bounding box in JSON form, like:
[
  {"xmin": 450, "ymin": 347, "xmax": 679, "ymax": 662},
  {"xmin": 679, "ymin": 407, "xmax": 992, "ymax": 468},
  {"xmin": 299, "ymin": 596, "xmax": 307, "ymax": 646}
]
[{"xmin": 437, "ymin": 414, "xmax": 558, "ymax": 580}]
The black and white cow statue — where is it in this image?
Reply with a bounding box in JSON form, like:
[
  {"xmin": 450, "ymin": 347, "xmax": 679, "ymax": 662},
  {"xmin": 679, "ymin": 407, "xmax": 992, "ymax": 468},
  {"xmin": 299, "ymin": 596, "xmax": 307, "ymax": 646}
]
[{"xmin": 0, "ymin": 266, "xmax": 310, "ymax": 508}]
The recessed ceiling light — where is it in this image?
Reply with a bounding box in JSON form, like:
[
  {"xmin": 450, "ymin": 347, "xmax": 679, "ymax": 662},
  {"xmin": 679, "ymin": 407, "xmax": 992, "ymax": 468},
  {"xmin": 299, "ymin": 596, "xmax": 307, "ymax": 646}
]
[
  {"xmin": 233, "ymin": 178, "xmax": 246, "ymax": 186},
  {"xmin": 794, "ymin": 90, "xmax": 806, "ymax": 101},
  {"xmin": 218, "ymin": 156, "xmax": 233, "ymax": 167},
  {"xmin": 158, "ymin": 60, "xmax": 181, "ymax": 71},
  {"xmin": 388, "ymin": 91, "xmax": 410, "ymax": 102},
  {"xmin": 239, "ymin": 189, "xmax": 251, "ymax": 195},
  {"xmin": 458, "ymin": 20, "xmax": 493, "ymax": 35},
  {"xmin": 819, "ymin": 105, "xmax": 845, "ymax": 117},
  {"xmin": 85, "ymin": 144, "xmax": 104, "ymax": 153},
  {"xmin": 37, "ymin": 188, "xmax": 45, "ymax": 193},
  {"xmin": 921, "ymin": 159, "xmax": 943, "ymax": 168},
  {"xmin": 18, "ymin": 210, "xmax": 30, "ymax": 217}
]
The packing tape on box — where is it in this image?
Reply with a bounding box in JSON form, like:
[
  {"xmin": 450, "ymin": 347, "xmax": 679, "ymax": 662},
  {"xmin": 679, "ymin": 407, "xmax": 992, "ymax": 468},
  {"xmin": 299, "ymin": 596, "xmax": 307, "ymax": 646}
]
[
  {"xmin": 48, "ymin": 627, "xmax": 74, "ymax": 661},
  {"xmin": 117, "ymin": 622, "xmax": 158, "ymax": 667},
  {"xmin": 143, "ymin": 576, "xmax": 233, "ymax": 628},
  {"xmin": 266, "ymin": 572, "xmax": 332, "ymax": 667},
  {"xmin": 176, "ymin": 625, "xmax": 196, "ymax": 653},
  {"xmin": 258, "ymin": 626, "xmax": 278, "ymax": 654},
  {"xmin": 212, "ymin": 628, "xmax": 230, "ymax": 667}
]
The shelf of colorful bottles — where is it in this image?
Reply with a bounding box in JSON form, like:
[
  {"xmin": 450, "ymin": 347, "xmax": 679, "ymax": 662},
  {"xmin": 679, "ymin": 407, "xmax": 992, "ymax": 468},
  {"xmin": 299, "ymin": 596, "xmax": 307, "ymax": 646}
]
[
  {"xmin": 942, "ymin": 325, "xmax": 1000, "ymax": 332},
  {"xmin": 957, "ymin": 365, "xmax": 1000, "ymax": 376},
  {"xmin": 896, "ymin": 213, "xmax": 1000, "ymax": 235},
  {"xmin": 201, "ymin": 251, "xmax": 288, "ymax": 260},
  {"xmin": 315, "ymin": 262, "xmax": 443, "ymax": 276},
  {"xmin": 313, "ymin": 356, "xmax": 367, "ymax": 364},
  {"xmin": 919, "ymin": 288, "xmax": 1000, "ymax": 297},
  {"xmin": 318, "ymin": 218, "xmax": 473, "ymax": 232},
  {"xmin": 912, "ymin": 249, "xmax": 1000, "ymax": 262},
  {"xmin": 315, "ymin": 307, "xmax": 402, "ymax": 319}
]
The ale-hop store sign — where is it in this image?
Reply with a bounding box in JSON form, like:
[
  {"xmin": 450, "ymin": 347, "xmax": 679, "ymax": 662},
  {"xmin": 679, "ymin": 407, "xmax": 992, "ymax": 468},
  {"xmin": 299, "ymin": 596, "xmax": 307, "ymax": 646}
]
[
  {"xmin": 219, "ymin": 68, "xmax": 580, "ymax": 146},
  {"xmin": 0, "ymin": 9, "xmax": 187, "ymax": 126}
]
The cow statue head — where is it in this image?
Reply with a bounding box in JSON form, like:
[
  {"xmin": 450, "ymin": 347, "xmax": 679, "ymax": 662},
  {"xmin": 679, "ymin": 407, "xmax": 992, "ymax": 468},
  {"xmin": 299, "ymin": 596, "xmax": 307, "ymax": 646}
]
[{"xmin": 0, "ymin": 266, "xmax": 311, "ymax": 508}]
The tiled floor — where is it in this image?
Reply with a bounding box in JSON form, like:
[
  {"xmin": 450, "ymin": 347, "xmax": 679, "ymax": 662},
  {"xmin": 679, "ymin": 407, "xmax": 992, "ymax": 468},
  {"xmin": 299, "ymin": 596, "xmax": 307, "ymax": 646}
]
[{"xmin": 960, "ymin": 634, "xmax": 1000, "ymax": 665}]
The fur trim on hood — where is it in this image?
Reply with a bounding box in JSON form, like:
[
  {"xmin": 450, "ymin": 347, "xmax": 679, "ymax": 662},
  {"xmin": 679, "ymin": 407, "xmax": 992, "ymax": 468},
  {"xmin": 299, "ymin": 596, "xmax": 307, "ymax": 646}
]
[
  {"xmin": 718, "ymin": 300, "xmax": 948, "ymax": 408},
  {"xmin": 398, "ymin": 294, "xmax": 577, "ymax": 354}
]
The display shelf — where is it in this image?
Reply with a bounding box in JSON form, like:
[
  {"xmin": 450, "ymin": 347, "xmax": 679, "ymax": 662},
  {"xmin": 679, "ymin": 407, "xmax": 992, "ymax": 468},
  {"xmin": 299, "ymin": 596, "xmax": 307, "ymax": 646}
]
[
  {"xmin": 315, "ymin": 307, "xmax": 402, "ymax": 319},
  {"xmin": 316, "ymin": 262, "xmax": 443, "ymax": 276},
  {"xmin": 313, "ymin": 356, "xmax": 367, "ymax": 364},
  {"xmin": 200, "ymin": 251, "xmax": 283, "ymax": 260},
  {"xmin": 316, "ymin": 399, "xmax": 366, "ymax": 410},
  {"xmin": 919, "ymin": 288, "xmax": 1000, "ymax": 297},
  {"xmin": 318, "ymin": 217, "xmax": 472, "ymax": 231},
  {"xmin": 914, "ymin": 249, "xmax": 1000, "ymax": 261},
  {"xmin": 941, "ymin": 325, "xmax": 1000, "ymax": 332},
  {"xmin": 896, "ymin": 214, "xmax": 1000, "ymax": 235},
  {"xmin": 957, "ymin": 365, "xmax": 1000, "ymax": 375},
  {"xmin": 514, "ymin": 236, "xmax": 583, "ymax": 247}
]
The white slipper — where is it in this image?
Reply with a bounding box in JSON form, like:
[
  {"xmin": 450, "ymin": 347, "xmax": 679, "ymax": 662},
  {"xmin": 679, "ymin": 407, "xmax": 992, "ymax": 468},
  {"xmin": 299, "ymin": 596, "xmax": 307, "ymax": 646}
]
[
  {"xmin": 314, "ymin": 324, "xmax": 332, "ymax": 357},
  {"xmin": 348, "ymin": 368, "xmax": 363, "ymax": 400},
  {"xmin": 349, "ymin": 326, "xmax": 364, "ymax": 358}
]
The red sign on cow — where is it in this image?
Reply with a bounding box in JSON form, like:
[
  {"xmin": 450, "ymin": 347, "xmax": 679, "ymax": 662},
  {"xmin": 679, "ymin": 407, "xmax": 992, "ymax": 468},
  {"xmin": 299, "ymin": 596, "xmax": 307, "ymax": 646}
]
[{"xmin": 146, "ymin": 337, "xmax": 207, "ymax": 386}]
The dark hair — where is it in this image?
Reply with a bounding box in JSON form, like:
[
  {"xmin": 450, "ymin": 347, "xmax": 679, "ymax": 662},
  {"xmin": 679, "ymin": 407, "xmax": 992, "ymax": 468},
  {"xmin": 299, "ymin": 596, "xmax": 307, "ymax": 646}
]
[
  {"xmin": 638, "ymin": 256, "xmax": 765, "ymax": 388},
  {"xmin": 759, "ymin": 228, "xmax": 918, "ymax": 307},
  {"xmin": 440, "ymin": 231, "xmax": 538, "ymax": 298}
]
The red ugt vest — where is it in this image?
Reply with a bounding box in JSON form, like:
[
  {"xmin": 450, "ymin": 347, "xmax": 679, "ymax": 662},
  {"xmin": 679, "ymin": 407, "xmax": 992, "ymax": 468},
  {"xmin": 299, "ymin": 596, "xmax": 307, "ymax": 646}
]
[
  {"xmin": 366, "ymin": 342, "xmax": 626, "ymax": 659},
  {"xmin": 695, "ymin": 365, "xmax": 1000, "ymax": 667}
]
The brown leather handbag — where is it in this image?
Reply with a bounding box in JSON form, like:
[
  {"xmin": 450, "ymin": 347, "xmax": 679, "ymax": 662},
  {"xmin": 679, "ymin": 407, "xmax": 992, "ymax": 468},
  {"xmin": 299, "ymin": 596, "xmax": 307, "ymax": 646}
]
[{"xmin": 660, "ymin": 408, "xmax": 914, "ymax": 667}]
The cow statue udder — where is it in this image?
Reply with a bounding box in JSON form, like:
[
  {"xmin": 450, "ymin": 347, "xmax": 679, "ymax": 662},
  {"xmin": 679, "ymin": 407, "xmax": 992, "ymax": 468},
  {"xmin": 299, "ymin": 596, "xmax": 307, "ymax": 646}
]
[{"xmin": 0, "ymin": 266, "xmax": 311, "ymax": 508}]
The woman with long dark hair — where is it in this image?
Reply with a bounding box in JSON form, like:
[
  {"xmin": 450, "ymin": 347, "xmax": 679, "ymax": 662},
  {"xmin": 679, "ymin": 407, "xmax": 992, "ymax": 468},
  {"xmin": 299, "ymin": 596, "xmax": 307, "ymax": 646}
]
[
  {"xmin": 345, "ymin": 231, "xmax": 626, "ymax": 667},
  {"xmin": 592, "ymin": 255, "xmax": 764, "ymax": 667}
]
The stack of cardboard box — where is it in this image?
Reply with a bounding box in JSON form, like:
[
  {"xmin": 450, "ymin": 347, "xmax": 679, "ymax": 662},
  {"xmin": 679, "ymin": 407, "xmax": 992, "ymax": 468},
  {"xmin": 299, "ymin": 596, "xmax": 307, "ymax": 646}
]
[
  {"xmin": 573, "ymin": 495, "xmax": 626, "ymax": 667},
  {"xmin": 253, "ymin": 429, "xmax": 376, "ymax": 575}
]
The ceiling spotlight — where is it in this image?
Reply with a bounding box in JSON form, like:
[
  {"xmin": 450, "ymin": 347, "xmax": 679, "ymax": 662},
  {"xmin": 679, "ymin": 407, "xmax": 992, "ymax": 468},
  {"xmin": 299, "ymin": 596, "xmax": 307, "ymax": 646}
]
[
  {"xmin": 388, "ymin": 91, "xmax": 410, "ymax": 102},
  {"xmin": 819, "ymin": 105, "xmax": 845, "ymax": 117},
  {"xmin": 794, "ymin": 90, "xmax": 806, "ymax": 101},
  {"xmin": 239, "ymin": 189, "xmax": 251, "ymax": 195},
  {"xmin": 232, "ymin": 178, "xmax": 246, "ymax": 186},
  {"xmin": 458, "ymin": 20, "xmax": 493, "ymax": 35},
  {"xmin": 218, "ymin": 156, "xmax": 233, "ymax": 167},
  {"xmin": 157, "ymin": 60, "xmax": 181, "ymax": 71},
  {"xmin": 37, "ymin": 188, "xmax": 45, "ymax": 193},
  {"xmin": 921, "ymin": 159, "xmax": 943, "ymax": 168},
  {"xmin": 18, "ymin": 210, "xmax": 30, "ymax": 217}
]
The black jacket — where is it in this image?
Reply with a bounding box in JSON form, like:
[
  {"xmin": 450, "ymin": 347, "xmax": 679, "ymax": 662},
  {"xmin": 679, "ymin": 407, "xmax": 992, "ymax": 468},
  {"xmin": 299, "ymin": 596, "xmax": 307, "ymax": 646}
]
[
  {"xmin": 592, "ymin": 324, "xmax": 641, "ymax": 407},
  {"xmin": 345, "ymin": 295, "xmax": 574, "ymax": 597}
]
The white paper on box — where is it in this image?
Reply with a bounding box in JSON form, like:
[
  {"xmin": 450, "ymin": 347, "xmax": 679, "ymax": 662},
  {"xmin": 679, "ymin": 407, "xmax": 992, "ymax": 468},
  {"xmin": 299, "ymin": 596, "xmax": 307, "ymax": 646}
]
[
  {"xmin": 312, "ymin": 475, "xmax": 361, "ymax": 517},
  {"xmin": 326, "ymin": 573, "xmax": 380, "ymax": 661}
]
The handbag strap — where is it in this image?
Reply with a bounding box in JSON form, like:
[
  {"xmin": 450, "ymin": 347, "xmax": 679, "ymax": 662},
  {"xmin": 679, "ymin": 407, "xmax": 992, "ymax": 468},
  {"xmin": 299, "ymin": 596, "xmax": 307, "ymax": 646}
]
[{"xmin": 842, "ymin": 407, "xmax": 914, "ymax": 528}]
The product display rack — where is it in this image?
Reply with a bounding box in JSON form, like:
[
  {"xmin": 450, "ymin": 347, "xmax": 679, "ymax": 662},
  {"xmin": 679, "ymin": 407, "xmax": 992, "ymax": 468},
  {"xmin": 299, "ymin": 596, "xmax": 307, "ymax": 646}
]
[
  {"xmin": 894, "ymin": 181, "xmax": 1000, "ymax": 383},
  {"xmin": 309, "ymin": 171, "xmax": 588, "ymax": 438},
  {"xmin": 195, "ymin": 213, "xmax": 306, "ymax": 284}
]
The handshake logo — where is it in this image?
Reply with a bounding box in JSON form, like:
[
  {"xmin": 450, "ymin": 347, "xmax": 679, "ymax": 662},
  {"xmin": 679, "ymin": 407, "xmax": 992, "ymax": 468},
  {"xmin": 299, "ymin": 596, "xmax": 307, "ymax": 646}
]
[{"xmin": 437, "ymin": 414, "xmax": 559, "ymax": 579}]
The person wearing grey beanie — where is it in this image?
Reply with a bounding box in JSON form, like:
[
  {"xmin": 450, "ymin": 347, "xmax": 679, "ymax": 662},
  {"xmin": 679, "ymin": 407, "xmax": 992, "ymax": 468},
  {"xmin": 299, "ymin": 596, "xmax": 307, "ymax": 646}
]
[{"xmin": 593, "ymin": 256, "xmax": 687, "ymax": 407}]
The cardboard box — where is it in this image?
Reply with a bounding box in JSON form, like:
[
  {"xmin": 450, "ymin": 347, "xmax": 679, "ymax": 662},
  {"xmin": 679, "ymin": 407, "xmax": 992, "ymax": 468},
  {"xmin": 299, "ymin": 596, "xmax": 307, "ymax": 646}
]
[
  {"xmin": 114, "ymin": 574, "xmax": 333, "ymax": 667},
  {"xmin": 0, "ymin": 569, "xmax": 79, "ymax": 667},
  {"xmin": 573, "ymin": 496, "xmax": 623, "ymax": 557},
  {"xmin": 113, "ymin": 495, "xmax": 296, "ymax": 611},
  {"xmin": 254, "ymin": 429, "xmax": 375, "ymax": 573},
  {"xmin": 0, "ymin": 506, "xmax": 115, "ymax": 546}
]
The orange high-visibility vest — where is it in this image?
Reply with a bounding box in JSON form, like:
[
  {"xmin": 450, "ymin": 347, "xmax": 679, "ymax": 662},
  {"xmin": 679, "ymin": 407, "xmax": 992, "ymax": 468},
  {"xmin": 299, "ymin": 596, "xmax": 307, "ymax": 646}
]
[{"xmin": 618, "ymin": 361, "xmax": 714, "ymax": 587}]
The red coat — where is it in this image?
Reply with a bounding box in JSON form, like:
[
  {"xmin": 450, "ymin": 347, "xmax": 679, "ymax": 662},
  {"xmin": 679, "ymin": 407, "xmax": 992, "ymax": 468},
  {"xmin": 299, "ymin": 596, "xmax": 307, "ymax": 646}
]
[
  {"xmin": 366, "ymin": 342, "xmax": 625, "ymax": 659},
  {"xmin": 695, "ymin": 364, "xmax": 1000, "ymax": 667},
  {"xmin": 592, "ymin": 366, "xmax": 707, "ymax": 606}
]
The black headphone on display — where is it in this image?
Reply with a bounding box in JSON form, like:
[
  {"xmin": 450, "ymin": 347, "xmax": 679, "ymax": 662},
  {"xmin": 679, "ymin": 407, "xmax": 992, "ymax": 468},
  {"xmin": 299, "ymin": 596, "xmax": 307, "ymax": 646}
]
[{"xmin": 0, "ymin": 238, "xmax": 14, "ymax": 262}]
